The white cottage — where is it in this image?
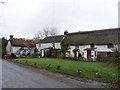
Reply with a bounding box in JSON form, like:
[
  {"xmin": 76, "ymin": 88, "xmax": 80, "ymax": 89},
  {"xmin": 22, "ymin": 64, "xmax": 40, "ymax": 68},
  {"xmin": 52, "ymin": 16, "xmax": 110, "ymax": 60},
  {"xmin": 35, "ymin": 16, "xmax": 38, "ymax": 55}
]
[
  {"xmin": 6, "ymin": 35, "xmax": 36, "ymax": 55},
  {"xmin": 61, "ymin": 28, "xmax": 120, "ymax": 61},
  {"xmin": 36, "ymin": 35, "xmax": 64, "ymax": 57}
]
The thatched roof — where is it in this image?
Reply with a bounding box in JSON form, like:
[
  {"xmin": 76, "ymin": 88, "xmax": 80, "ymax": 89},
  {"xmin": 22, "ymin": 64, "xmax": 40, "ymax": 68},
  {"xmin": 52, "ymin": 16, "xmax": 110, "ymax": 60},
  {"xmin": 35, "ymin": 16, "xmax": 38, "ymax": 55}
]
[
  {"xmin": 10, "ymin": 38, "xmax": 35, "ymax": 47},
  {"xmin": 39, "ymin": 35, "xmax": 64, "ymax": 43},
  {"xmin": 61, "ymin": 28, "xmax": 120, "ymax": 45}
]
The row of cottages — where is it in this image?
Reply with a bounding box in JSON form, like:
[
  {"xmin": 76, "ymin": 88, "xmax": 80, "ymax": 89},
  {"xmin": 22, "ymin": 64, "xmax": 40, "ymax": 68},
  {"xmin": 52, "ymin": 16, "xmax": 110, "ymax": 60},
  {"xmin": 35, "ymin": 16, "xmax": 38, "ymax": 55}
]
[
  {"xmin": 61, "ymin": 28, "xmax": 120, "ymax": 60},
  {"xmin": 6, "ymin": 35, "xmax": 36, "ymax": 55},
  {"xmin": 37, "ymin": 28, "xmax": 120, "ymax": 60}
]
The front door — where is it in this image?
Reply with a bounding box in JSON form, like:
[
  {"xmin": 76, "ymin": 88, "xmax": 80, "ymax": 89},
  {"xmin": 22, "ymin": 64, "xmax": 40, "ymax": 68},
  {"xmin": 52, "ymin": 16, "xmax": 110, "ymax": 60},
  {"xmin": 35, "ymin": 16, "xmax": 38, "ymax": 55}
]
[{"xmin": 87, "ymin": 50, "xmax": 91, "ymax": 59}]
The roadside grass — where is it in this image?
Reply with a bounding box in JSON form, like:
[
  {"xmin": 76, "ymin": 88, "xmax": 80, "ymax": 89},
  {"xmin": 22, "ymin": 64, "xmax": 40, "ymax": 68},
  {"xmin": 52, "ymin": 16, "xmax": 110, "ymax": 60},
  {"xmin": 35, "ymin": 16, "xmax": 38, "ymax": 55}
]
[{"xmin": 11, "ymin": 58, "xmax": 118, "ymax": 83}]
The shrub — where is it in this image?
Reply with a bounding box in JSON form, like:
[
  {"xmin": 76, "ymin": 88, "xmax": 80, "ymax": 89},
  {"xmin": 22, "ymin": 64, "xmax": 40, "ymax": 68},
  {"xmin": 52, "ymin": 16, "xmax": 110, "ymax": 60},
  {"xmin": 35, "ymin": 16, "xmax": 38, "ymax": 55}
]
[
  {"xmin": 34, "ymin": 62, "xmax": 37, "ymax": 66},
  {"xmin": 46, "ymin": 64, "xmax": 51, "ymax": 70},
  {"xmin": 25, "ymin": 60, "xmax": 27, "ymax": 63},
  {"xmin": 96, "ymin": 54, "xmax": 107, "ymax": 62},
  {"xmin": 95, "ymin": 72, "xmax": 101, "ymax": 78},
  {"xmin": 11, "ymin": 53, "xmax": 16, "ymax": 58},
  {"xmin": 77, "ymin": 69, "xmax": 81, "ymax": 75},
  {"xmin": 57, "ymin": 54, "xmax": 65, "ymax": 59},
  {"xmin": 57, "ymin": 65, "xmax": 61, "ymax": 70},
  {"xmin": 45, "ymin": 50, "xmax": 52, "ymax": 58},
  {"xmin": 32, "ymin": 53, "xmax": 38, "ymax": 58}
]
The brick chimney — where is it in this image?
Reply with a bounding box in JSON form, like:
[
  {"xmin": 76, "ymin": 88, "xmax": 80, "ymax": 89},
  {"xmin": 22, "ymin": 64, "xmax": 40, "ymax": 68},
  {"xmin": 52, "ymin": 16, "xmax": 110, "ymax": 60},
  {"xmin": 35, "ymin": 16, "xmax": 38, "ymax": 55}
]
[
  {"xmin": 10, "ymin": 35, "xmax": 14, "ymax": 39},
  {"xmin": 64, "ymin": 30, "xmax": 68, "ymax": 36}
]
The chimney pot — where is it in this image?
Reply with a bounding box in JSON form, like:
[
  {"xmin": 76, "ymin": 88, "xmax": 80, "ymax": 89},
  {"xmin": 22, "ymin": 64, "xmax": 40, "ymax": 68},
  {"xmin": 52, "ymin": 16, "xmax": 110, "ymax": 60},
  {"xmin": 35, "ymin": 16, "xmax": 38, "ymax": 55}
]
[
  {"xmin": 64, "ymin": 30, "xmax": 68, "ymax": 35},
  {"xmin": 10, "ymin": 35, "xmax": 13, "ymax": 39}
]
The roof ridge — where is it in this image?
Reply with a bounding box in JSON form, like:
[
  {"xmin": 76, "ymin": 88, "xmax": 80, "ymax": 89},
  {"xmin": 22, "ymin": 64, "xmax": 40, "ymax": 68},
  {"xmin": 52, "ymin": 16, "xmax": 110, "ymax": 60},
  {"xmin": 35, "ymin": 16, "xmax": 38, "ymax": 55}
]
[{"xmin": 68, "ymin": 28, "xmax": 119, "ymax": 35}]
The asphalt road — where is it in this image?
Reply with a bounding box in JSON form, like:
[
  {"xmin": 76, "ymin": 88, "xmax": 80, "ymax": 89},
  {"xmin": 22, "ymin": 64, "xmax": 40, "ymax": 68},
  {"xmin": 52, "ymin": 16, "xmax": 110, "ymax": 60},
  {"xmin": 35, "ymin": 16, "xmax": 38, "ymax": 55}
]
[{"xmin": 2, "ymin": 59, "xmax": 114, "ymax": 88}]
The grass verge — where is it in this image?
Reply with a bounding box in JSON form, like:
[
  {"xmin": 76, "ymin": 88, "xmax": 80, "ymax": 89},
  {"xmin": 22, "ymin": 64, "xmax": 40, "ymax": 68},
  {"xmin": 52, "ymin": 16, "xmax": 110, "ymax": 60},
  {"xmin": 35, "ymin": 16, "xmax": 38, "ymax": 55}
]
[{"xmin": 11, "ymin": 58, "xmax": 118, "ymax": 84}]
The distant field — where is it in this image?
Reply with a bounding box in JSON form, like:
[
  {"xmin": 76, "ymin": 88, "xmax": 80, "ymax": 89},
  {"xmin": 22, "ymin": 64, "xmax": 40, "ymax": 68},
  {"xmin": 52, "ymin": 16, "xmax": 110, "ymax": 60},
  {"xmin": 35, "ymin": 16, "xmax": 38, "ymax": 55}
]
[{"xmin": 11, "ymin": 58, "xmax": 118, "ymax": 84}]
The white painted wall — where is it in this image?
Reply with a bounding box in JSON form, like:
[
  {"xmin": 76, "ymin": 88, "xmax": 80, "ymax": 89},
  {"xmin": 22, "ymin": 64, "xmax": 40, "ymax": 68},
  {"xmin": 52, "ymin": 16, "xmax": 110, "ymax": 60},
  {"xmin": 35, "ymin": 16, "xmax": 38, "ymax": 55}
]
[
  {"xmin": 6, "ymin": 41, "xmax": 35, "ymax": 54},
  {"xmin": 38, "ymin": 42, "xmax": 61, "ymax": 50},
  {"xmin": 91, "ymin": 50, "xmax": 97, "ymax": 60},
  {"xmin": 66, "ymin": 44, "xmax": 116, "ymax": 60},
  {"xmin": 12, "ymin": 47, "xmax": 21, "ymax": 53},
  {"xmin": 67, "ymin": 46, "xmax": 75, "ymax": 57},
  {"xmin": 36, "ymin": 42, "xmax": 61, "ymax": 57},
  {"xmin": 67, "ymin": 45, "xmax": 90, "ymax": 58},
  {"xmin": 36, "ymin": 44, "xmax": 39, "ymax": 50},
  {"xmin": 83, "ymin": 51, "xmax": 87, "ymax": 59},
  {"xmin": 79, "ymin": 45, "xmax": 90, "ymax": 53},
  {"xmin": 6, "ymin": 41, "xmax": 21, "ymax": 53},
  {"xmin": 6, "ymin": 41, "xmax": 12, "ymax": 53}
]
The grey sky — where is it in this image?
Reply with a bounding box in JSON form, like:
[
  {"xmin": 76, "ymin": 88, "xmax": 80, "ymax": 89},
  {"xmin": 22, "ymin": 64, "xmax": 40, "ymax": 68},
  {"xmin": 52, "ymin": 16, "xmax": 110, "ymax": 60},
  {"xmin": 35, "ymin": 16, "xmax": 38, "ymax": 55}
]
[{"xmin": 0, "ymin": 0, "xmax": 119, "ymax": 39}]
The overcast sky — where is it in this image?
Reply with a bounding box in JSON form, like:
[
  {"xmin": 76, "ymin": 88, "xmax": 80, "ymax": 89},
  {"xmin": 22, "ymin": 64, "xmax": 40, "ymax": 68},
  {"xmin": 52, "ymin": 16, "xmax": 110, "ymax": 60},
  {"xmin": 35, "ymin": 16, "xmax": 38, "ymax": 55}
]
[{"xmin": 0, "ymin": 0, "xmax": 119, "ymax": 39}]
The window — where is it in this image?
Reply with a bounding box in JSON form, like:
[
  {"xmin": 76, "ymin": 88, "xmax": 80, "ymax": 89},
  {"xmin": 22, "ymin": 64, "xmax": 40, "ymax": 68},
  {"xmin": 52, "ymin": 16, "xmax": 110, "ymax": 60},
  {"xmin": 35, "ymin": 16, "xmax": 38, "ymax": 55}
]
[
  {"xmin": 67, "ymin": 51, "xmax": 71, "ymax": 55},
  {"xmin": 108, "ymin": 43, "xmax": 114, "ymax": 48},
  {"xmin": 90, "ymin": 44, "xmax": 94, "ymax": 48},
  {"xmin": 75, "ymin": 45, "xmax": 79, "ymax": 49},
  {"xmin": 39, "ymin": 44, "xmax": 41, "ymax": 47},
  {"xmin": 52, "ymin": 43, "xmax": 55, "ymax": 47}
]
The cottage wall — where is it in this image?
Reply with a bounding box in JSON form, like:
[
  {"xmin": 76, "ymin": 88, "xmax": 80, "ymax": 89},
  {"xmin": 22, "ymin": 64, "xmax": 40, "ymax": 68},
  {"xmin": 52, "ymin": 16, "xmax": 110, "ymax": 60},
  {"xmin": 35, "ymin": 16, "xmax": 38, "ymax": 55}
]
[
  {"xmin": 12, "ymin": 47, "xmax": 21, "ymax": 53},
  {"xmin": 6, "ymin": 41, "xmax": 12, "ymax": 53},
  {"xmin": 37, "ymin": 42, "xmax": 61, "ymax": 57},
  {"xmin": 36, "ymin": 44, "xmax": 39, "ymax": 51},
  {"xmin": 67, "ymin": 46, "xmax": 75, "ymax": 57},
  {"xmin": 83, "ymin": 51, "xmax": 87, "ymax": 59},
  {"xmin": 66, "ymin": 44, "xmax": 116, "ymax": 60},
  {"xmin": 38, "ymin": 43, "xmax": 61, "ymax": 50},
  {"xmin": 67, "ymin": 45, "xmax": 90, "ymax": 58}
]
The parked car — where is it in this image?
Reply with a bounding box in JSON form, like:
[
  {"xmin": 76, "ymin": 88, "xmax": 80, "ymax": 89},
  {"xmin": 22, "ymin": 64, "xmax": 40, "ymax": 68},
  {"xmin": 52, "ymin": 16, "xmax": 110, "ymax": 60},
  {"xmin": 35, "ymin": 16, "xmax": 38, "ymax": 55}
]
[{"xmin": 3, "ymin": 54, "xmax": 11, "ymax": 59}]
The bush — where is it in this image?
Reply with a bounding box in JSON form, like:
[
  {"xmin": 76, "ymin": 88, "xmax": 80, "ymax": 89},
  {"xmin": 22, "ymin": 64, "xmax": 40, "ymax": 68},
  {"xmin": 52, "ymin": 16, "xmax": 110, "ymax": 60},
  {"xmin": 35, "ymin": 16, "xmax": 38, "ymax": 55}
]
[
  {"xmin": 20, "ymin": 55, "xmax": 27, "ymax": 58},
  {"xmin": 45, "ymin": 50, "xmax": 52, "ymax": 58},
  {"xmin": 11, "ymin": 53, "xmax": 16, "ymax": 58},
  {"xmin": 96, "ymin": 54, "xmax": 107, "ymax": 62},
  {"xmin": 32, "ymin": 54, "xmax": 38, "ymax": 58}
]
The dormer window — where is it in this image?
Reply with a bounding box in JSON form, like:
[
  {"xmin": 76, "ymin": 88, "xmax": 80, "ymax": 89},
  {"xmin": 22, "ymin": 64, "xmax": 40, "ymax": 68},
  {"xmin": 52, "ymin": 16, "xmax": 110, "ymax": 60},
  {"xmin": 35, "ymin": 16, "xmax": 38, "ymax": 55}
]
[{"xmin": 108, "ymin": 43, "xmax": 114, "ymax": 48}]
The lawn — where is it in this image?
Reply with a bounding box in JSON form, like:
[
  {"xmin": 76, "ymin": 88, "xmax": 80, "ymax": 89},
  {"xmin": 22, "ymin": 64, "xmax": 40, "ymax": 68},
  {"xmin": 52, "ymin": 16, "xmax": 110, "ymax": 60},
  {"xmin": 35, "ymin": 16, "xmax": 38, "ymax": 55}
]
[{"xmin": 11, "ymin": 58, "xmax": 118, "ymax": 84}]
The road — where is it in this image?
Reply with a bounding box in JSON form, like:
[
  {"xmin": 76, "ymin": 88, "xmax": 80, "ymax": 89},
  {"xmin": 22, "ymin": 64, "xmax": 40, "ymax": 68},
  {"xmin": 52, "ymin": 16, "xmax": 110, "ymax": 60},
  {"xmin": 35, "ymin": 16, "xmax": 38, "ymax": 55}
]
[{"xmin": 2, "ymin": 59, "xmax": 113, "ymax": 88}]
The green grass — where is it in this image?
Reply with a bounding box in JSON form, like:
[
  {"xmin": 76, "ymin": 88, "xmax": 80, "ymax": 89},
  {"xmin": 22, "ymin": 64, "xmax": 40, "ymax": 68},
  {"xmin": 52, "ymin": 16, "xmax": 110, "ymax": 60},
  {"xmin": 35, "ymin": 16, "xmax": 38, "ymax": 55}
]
[{"xmin": 11, "ymin": 58, "xmax": 118, "ymax": 83}]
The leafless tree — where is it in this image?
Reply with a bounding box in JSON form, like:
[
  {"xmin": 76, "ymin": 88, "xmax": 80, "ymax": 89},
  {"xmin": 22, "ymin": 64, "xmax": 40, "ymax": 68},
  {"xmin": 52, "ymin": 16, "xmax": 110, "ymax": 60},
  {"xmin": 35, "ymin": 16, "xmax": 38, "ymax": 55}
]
[
  {"xmin": 49, "ymin": 27, "xmax": 59, "ymax": 36},
  {"xmin": 43, "ymin": 27, "xmax": 50, "ymax": 37},
  {"xmin": 43, "ymin": 26, "xmax": 59, "ymax": 37},
  {"xmin": 33, "ymin": 26, "xmax": 59, "ymax": 43},
  {"xmin": 33, "ymin": 31, "xmax": 43, "ymax": 43}
]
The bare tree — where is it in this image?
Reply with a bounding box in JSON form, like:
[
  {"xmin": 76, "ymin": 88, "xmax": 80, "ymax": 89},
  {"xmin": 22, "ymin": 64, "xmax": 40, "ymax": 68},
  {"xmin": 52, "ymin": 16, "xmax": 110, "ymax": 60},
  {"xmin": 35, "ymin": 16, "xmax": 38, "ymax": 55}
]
[
  {"xmin": 43, "ymin": 27, "xmax": 59, "ymax": 37},
  {"xmin": 43, "ymin": 27, "xmax": 50, "ymax": 37},
  {"xmin": 33, "ymin": 26, "xmax": 60, "ymax": 43},
  {"xmin": 49, "ymin": 27, "xmax": 59, "ymax": 36},
  {"xmin": 33, "ymin": 31, "xmax": 43, "ymax": 43},
  {"xmin": 43, "ymin": 26, "xmax": 59, "ymax": 37}
]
